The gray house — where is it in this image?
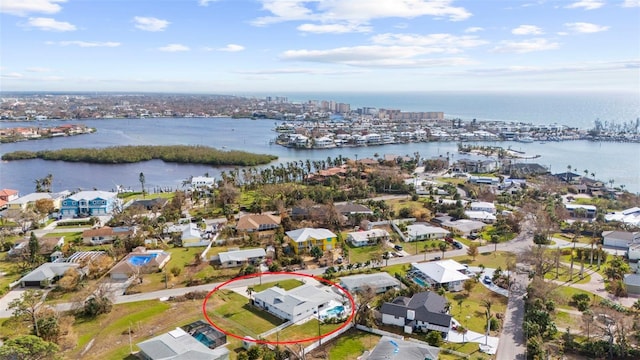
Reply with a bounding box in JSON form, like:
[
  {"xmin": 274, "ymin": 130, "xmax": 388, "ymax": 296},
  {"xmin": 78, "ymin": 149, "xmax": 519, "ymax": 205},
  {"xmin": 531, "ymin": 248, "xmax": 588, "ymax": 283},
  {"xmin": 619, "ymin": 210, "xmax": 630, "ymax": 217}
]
[
  {"xmin": 380, "ymin": 291, "xmax": 452, "ymax": 335},
  {"xmin": 340, "ymin": 273, "xmax": 401, "ymax": 294},
  {"xmin": 17, "ymin": 262, "xmax": 81, "ymax": 288}
]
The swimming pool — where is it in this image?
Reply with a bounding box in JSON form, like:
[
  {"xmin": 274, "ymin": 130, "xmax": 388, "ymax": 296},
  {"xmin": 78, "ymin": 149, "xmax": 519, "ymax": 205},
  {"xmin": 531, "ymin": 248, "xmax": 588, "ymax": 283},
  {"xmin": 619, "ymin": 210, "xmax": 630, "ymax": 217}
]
[
  {"xmin": 413, "ymin": 277, "xmax": 428, "ymax": 287},
  {"xmin": 128, "ymin": 253, "xmax": 158, "ymax": 266},
  {"xmin": 320, "ymin": 305, "xmax": 345, "ymax": 319}
]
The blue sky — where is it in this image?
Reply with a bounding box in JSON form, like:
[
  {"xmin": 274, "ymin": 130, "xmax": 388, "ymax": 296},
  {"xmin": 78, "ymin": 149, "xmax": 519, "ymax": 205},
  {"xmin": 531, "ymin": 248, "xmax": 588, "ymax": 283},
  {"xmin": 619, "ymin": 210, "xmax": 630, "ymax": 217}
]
[{"xmin": 1, "ymin": 0, "xmax": 639, "ymax": 93}]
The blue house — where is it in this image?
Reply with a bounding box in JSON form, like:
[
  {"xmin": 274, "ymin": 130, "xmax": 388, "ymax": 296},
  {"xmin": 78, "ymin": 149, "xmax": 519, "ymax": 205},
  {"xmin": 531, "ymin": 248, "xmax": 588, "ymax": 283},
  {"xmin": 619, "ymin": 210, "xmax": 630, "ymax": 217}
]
[{"xmin": 60, "ymin": 191, "xmax": 119, "ymax": 217}]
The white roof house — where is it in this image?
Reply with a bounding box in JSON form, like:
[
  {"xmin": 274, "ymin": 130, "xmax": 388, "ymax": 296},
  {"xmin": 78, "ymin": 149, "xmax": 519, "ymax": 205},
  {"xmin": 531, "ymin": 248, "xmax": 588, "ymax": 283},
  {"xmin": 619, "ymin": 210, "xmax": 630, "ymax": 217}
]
[
  {"xmin": 410, "ymin": 260, "xmax": 469, "ymax": 292},
  {"xmin": 191, "ymin": 176, "xmax": 215, "ymax": 188},
  {"xmin": 347, "ymin": 229, "xmax": 389, "ymax": 247},
  {"xmin": 217, "ymin": 248, "xmax": 266, "ymax": 268},
  {"xmin": 340, "ymin": 273, "xmax": 401, "ymax": 294},
  {"xmin": 464, "ymin": 210, "xmax": 497, "ymax": 223},
  {"xmin": 17, "ymin": 262, "xmax": 81, "ymax": 287},
  {"xmin": 137, "ymin": 327, "xmax": 229, "ymax": 360},
  {"xmin": 470, "ymin": 201, "xmax": 496, "ymax": 214},
  {"xmin": 287, "ymin": 228, "xmax": 336, "ymax": 243},
  {"xmin": 602, "ymin": 230, "xmax": 640, "ymax": 249},
  {"xmin": 605, "ymin": 207, "xmax": 640, "ymax": 227},
  {"xmin": 253, "ymin": 284, "xmax": 340, "ymax": 323},
  {"xmin": 406, "ymin": 224, "xmax": 449, "ymax": 241}
]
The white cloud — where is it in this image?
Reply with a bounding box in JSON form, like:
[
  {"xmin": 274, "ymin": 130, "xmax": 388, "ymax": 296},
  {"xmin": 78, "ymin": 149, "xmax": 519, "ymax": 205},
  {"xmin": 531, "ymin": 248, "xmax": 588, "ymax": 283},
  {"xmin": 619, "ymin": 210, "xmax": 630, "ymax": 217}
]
[
  {"xmin": 0, "ymin": 0, "xmax": 66, "ymax": 16},
  {"xmin": 564, "ymin": 22, "xmax": 609, "ymax": 33},
  {"xmin": 466, "ymin": 60, "xmax": 640, "ymax": 76},
  {"xmin": 464, "ymin": 27, "xmax": 484, "ymax": 33},
  {"xmin": 371, "ymin": 33, "xmax": 487, "ymax": 51},
  {"xmin": 253, "ymin": 0, "xmax": 472, "ymax": 26},
  {"xmin": 27, "ymin": 17, "xmax": 76, "ymax": 31},
  {"xmin": 565, "ymin": 0, "xmax": 605, "ymax": 10},
  {"xmin": 512, "ymin": 25, "xmax": 544, "ymax": 35},
  {"xmin": 0, "ymin": 72, "xmax": 24, "ymax": 79},
  {"xmin": 236, "ymin": 68, "xmax": 366, "ymax": 75},
  {"xmin": 281, "ymin": 45, "xmax": 473, "ymax": 68},
  {"xmin": 297, "ymin": 23, "xmax": 372, "ymax": 34},
  {"xmin": 622, "ymin": 0, "xmax": 640, "ymax": 7},
  {"xmin": 133, "ymin": 16, "xmax": 170, "ymax": 32},
  {"xmin": 217, "ymin": 44, "xmax": 245, "ymax": 52},
  {"xmin": 198, "ymin": 0, "xmax": 219, "ymax": 6},
  {"xmin": 491, "ymin": 38, "xmax": 559, "ymax": 53},
  {"xmin": 158, "ymin": 44, "xmax": 190, "ymax": 52},
  {"xmin": 52, "ymin": 41, "xmax": 121, "ymax": 47}
]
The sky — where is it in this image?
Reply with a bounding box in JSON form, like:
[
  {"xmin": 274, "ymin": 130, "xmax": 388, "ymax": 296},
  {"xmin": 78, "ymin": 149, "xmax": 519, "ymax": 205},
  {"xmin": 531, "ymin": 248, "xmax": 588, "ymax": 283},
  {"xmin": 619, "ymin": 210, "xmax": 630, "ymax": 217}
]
[{"xmin": 1, "ymin": 0, "xmax": 639, "ymax": 93}]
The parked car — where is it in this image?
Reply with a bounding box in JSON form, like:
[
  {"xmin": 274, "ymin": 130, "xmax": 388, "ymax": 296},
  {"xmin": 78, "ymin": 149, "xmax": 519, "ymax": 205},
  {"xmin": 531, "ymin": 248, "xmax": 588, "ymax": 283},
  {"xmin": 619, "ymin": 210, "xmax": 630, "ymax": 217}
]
[
  {"xmin": 433, "ymin": 256, "xmax": 441, "ymax": 261},
  {"xmin": 336, "ymin": 256, "xmax": 343, "ymax": 264},
  {"xmin": 452, "ymin": 241, "xmax": 463, "ymax": 249},
  {"xmin": 394, "ymin": 252, "xmax": 404, "ymax": 257},
  {"xmin": 483, "ymin": 275, "xmax": 492, "ymax": 284},
  {"xmin": 394, "ymin": 244, "xmax": 403, "ymax": 251},
  {"xmin": 444, "ymin": 236, "xmax": 454, "ymax": 243},
  {"xmin": 467, "ymin": 234, "xmax": 478, "ymax": 240}
]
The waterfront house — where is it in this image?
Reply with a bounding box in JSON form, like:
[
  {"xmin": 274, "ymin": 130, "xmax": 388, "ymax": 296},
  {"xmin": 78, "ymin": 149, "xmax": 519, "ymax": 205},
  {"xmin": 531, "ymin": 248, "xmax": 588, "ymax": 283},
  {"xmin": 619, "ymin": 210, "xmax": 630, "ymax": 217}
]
[
  {"xmin": 604, "ymin": 207, "xmax": 640, "ymax": 227},
  {"xmin": 408, "ymin": 260, "xmax": 470, "ymax": 292},
  {"xmin": 60, "ymin": 190, "xmax": 119, "ymax": 217},
  {"xmin": 347, "ymin": 229, "xmax": 389, "ymax": 247},
  {"xmin": 602, "ymin": 230, "xmax": 640, "ymax": 248},
  {"xmin": 380, "ymin": 291, "xmax": 452, "ymax": 335},
  {"xmin": 6, "ymin": 191, "xmax": 70, "ymax": 211},
  {"xmin": 82, "ymin": 226, "xmax": 136, "ymax": 245},
  {"xmin": 215, "ymin": 248, "xmax": 266, "ymax": 268},
  {"xmin": 286, "ymin": 228, "xmax": 337, "ymax": 254},
  {"xmin": 406, "ymin": 224, "xmax": 450, "ymax": 241},
  {"xmin": 340, "ymin": 273, "xmax": 401, "ymax": 294},
  {"xmin": 17, "ymin": 262, "xmax": 82, "ymax": 288},
  {"xmin": 0, "ymin": 189, "xmax": 19, "ymax": 209},
  {"xmin": 564, "ymin": 203, "xmax": 597, "ymax": 218},
  {"xmin": 235, "ymin": 213, "xmax": 281, "ymax": 233},
  {"xmin": 137, "ymin": 326, "xmax": 229, "ymax": 360},
  {"xmin": 130, "ymin": 198, "xmax": 168, "ymax": 211},
  {"xmin": 191, "ymin": 176, "xmax": 216, "ymax": 189},
  {"xmin": 253, "ymin": 284, "xmax": 338, "ymax": 322}
]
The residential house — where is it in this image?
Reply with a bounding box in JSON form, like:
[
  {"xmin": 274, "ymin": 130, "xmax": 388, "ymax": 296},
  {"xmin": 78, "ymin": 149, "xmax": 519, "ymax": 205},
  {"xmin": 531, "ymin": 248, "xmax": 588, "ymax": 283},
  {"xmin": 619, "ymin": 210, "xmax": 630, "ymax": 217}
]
[
  {"xmin": 0, "ymin": 189, "xmax": 19, "ymax": 209},
  {"xmin": 602, "ymin": 230, "xmax": 640, "ymax": 248},
  {"xmin": 110, "ymin": 248, "xmax": 171, "ymax": 280},
  {"xmin": 181, "ymin": 224, "xmax": 210, "ymax": 247},
  {"xmin": 8, "ymin": 236, "xmax": 64, "ymax": 257},
  {"xmin": 6, "ymin": 191, "xmax": 70, "ymax": 211},
  {"xmin": 236, "ymin": 214, "xmax": 281, "ymax": 233},
  {"xmin": 506, "ymin": 163, "xmax": 548, "ymax": 177},
  {"xmin": 82, "ymin": 226, "xmax": 136, "ymax": 245},
  {"xmin": 181, "ymin": 320, "xmax": 228, "ymax": 350},
  {"xmin": 604, "ymin": 207, "xmax": 640, "ymax": 227},
  {"xmin": 340, "ymin": 273, "xmax": 401, "ymax": 294},
  {"xmin": 216, "ymin": 248, "xmax": 266, "ymax": 268},
  {"xmin": 137, "ymin": 326, "xmax": 229, "ymax": 360},
  {"xmin": 130, "ymin": 198, "xmax": 168, "ymax": 211},
  {"xmin": 624, "ymin": 274, "xmax": 640, "ymax": 295},
  {"xmin": 347, "ymin": 229, "xmax": 389, "ymax": 247},
  {"xmin": 433, "ymin": 216, "xmax": 486, "ymax": 236},
  {"xmin": 564, "ymin": 203, "xmax": 597, "ymax": 218},
  {"xmin": 469, "ymin": 201, "xmax": 496, "ymax": 214},
  {"xmin": 60, "ymin": 190, "xmax": 119, "ymax": 217},
  {"xmin": 406, "ymin": 224, "xmax": 449, "ymax": 242},
  {"xmin": 253, "ymin": 284, "xmax": 339, "ymax": 322},
  {"xmin": 286, "ymin": 228, "xmax": 337, "ymax": 254},
  {"xmin": 464, "ymin": 211, "xmax": 497, "ymax": 224},
  {"xmin": 380, "ymin": 291, "xmax": 452, "ymax": 334},
  {"xmin": 468, "ymin": 176, "xmax": 500, "ymax": 185},
  {"xmin": 362, "ymin": 336, "xmax": 440, "ymax": 360},
  {"xmin": 17, "ymin": 262, "xmax": 82, "ymax": 288},
  {"xmin": 409, "ymin": 260, "xmax": 470, "ymax": 292},
  {"xmin": 191, "ymin": 176, "xmax": 216, "ymax": 189},
  {"xmin": 334, "ymin": 202, "xmax": 374, "ymax": 216}
]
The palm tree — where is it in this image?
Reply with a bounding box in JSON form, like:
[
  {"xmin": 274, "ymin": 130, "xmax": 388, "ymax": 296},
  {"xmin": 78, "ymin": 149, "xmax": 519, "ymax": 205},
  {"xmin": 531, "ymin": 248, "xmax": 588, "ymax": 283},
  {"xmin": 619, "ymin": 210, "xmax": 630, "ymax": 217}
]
[
  {"xmin": 438, "ymin": 242, "xmax": 448, "ymax": 259},
  {"xmin": 456, "ymin": 325, "xmax": 468, "ymax": 343},
  {"xmin": 246, "ymin": 287, "xmax": 255, "ymax": 303},
  {"xmin": 139, "ymin": 172, "xmax": 146, "ymax": 197},
  {"xmin": 569, "ymin": 222, "xmax": 581, "ymax": 281},
  {"xmin": 481, "ymin": 299, "xmax": 493, "ymax": 345}
]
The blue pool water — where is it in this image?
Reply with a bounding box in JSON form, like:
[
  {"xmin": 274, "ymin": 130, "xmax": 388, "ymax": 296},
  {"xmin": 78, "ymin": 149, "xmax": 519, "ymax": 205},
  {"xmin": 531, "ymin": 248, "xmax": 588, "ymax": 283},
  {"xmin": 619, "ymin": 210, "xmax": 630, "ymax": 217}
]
[
  {"xmin": 413, "ymin": 277, "xmax": 428, "ymax": 287},
  {"xmin": 128, "ymin": 253, "xmax": 158, "ymax": 266},
  {"xmin": 194, "ymin": 332, "xmax": 214, "ymax": 348},
  {"xmin": 321, "ymin": 305, "xmax": 345, "ymax": 319}
]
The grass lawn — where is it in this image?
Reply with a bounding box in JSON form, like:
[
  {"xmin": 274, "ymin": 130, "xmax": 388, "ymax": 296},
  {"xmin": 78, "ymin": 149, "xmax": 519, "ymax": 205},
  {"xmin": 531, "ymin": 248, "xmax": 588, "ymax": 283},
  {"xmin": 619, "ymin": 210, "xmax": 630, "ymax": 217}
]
[
  {"xmin": 252, "ymin": 278, "xmax": 304, "ymax": 292},
  {"xmin": 552, "ymin": 286, "xmax": 603, "ymax": 310},
  {"xmin": 265, "ymin": 318, "xmax": 342, "ymax": 343},
  {"xmin": 544, "ymin": 265, "xmax": 591, "ymax": 285},
  {"xmin": 446, "ymin": 285, "xmax": 508, "ymax": 335},
  {"xmin": 552, "ymin": 232, "xmax": 595, "ymax": 245},
  {"xmin": 43, "ymin": 231, "xmax": 83, "ymax": 242},
  {"xmin": 206, "ymin": 290, "xmax": 284, "ymax": 337},
  {"xmin": 382, "ymin": 263, "xmax": 411, "ymax": 277},
  {"xmin": 0, "ymin": 253, "xmax": 21, "ymax": 296},
  {"xmin": 117, "ymin": 192, "xmax": 175, "ymax": 201},
  {"xmin": 451, "ymin": 251, "xmax": 516, "ymax": 270},
  {"xmin": 325, "ymin": 329, "xmax": 380, "ymax": 360},
  {"xmin": 441, "ymin": 341, "xmax": 491, "ymax": 359},
  {"xmin": 345, "ymin": 243, "xmax": 383, "ymax": 264}
]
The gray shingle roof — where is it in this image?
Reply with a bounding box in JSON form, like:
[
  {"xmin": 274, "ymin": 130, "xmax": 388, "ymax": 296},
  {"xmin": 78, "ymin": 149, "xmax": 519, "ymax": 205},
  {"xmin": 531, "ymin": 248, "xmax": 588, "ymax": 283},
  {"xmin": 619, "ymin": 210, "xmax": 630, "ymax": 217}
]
[{"xmin": 380, "ymin": 291, "xmax": 452, "ymax": 328}]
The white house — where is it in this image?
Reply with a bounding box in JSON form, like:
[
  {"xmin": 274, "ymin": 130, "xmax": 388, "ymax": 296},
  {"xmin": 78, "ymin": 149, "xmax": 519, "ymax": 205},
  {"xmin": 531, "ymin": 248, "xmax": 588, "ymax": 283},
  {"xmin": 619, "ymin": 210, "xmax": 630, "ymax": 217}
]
[
  {"xmin": 253, "ymin": 284, "xmax": 340, "ymax": 323},
  {"xmin": 470, "ymin": 201, "xmax": 496, "ymax": 214},
  {"xmin": 406, "ymin": 224, "xmax": 449, "ymax": 242},
  {"xmin": 464, "ymin": 211, "xmax": 497, "ymax": 224},
  {"xmin": 605, "ymin": 207, "xmax": 640, "ymax": 227},
  {"xmin": 565, "ymin": 204, "xmax": 597, "ymax": 218},
  {"xmin": 347, "ymin": 229, "xmax": 389, "ymax": 247},
  {"xmin": 602, "ymin": 231, "xmax": 640, "ymax": 248},
  {"xmin": 340, "ymin": 273, "xmax": 401, "ymax": 294},
  {"xmin": 380, "ymin": 291, "xmax": 452, "ymax": 334},
  {"xmin": 216, "ymin": 248, "xmax": 266, "ymax": 268},
  {"xmin": 191, "ymin": 176, "xmax": 216, "ymax": 189},
  {"xmin": 409, "ymin": 260, "xmax": 469, "ymax": 292}
]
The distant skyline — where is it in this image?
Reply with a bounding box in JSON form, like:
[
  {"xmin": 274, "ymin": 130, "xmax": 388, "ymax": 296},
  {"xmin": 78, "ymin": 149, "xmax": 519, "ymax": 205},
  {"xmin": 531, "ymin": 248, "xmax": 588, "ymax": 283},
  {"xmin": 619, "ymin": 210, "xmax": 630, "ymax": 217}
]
[{"xmin": 1, "ymin": 0, "xmax": 639, "ymax": 93}]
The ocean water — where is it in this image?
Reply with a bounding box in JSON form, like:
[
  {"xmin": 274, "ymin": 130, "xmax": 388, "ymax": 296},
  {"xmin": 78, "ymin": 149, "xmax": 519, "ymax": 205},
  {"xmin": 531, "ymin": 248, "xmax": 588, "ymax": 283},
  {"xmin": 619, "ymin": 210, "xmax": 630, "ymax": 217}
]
[{"xmin": 1, "ymin": 92, "xmax": 639, "ymax": 195}]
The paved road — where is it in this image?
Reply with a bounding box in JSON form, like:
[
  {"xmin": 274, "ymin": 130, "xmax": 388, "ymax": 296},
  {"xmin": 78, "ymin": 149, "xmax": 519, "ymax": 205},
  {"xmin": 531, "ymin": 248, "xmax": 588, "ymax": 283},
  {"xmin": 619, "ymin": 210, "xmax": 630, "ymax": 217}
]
[{"xmin": 496, "ymin": 271, "xmax": 528, "ymax": 360}]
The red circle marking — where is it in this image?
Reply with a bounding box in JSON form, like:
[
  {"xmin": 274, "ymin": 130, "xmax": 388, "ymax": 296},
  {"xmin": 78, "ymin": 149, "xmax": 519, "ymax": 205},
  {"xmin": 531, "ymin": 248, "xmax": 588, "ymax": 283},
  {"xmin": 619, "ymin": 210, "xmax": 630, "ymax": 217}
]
[{"xmin": 202, "ymin": 271, "xmax": 355, "ymax": 345}]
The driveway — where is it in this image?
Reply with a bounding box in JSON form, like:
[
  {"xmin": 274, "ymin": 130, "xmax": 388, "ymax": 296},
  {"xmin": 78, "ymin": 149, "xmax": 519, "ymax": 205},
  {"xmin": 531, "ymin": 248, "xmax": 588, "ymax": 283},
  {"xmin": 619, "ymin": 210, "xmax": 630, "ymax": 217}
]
[{"xmin": 0, "ymin": 288, "xmax": 29, "ymax": 318}]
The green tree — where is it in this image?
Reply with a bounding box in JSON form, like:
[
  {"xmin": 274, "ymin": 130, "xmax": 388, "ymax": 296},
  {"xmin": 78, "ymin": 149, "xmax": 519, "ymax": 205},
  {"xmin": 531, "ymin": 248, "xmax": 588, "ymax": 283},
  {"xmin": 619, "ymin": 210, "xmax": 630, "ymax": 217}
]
[
  {"xmin": 310, "ymin": 246, "xmax": 323, "ymax": 260},
  {"xmin": 0, "ymin": 335, "xmax": 59, "ymax": 360},
  {"xmin": 139, "ymin": 172, "xmax": 146, "ymax": 197},
  {"xmin": 467, "ymin": 243, "xmax": 479, "ymax": 260},
  {"xmin": 438, "ymin": 242, "xmax": 448, "ymax": 259},
  {"xmin": 490, "ymin": 234, "xmax": 500, "ymax": 252},
  {"xmin": 8, "ymin": 290, "xmax": 45, "ymax": 337},
  {"xmin": 604, "ymin": 256, "xmax": 630, "ymax": 281},
  {"xmin": 425, "ymin": 331, "xmax": 443, "ymax": 346},
  {"xmin": 28, "ymin": 232, "xmax": 40, "ymax": 265}
]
